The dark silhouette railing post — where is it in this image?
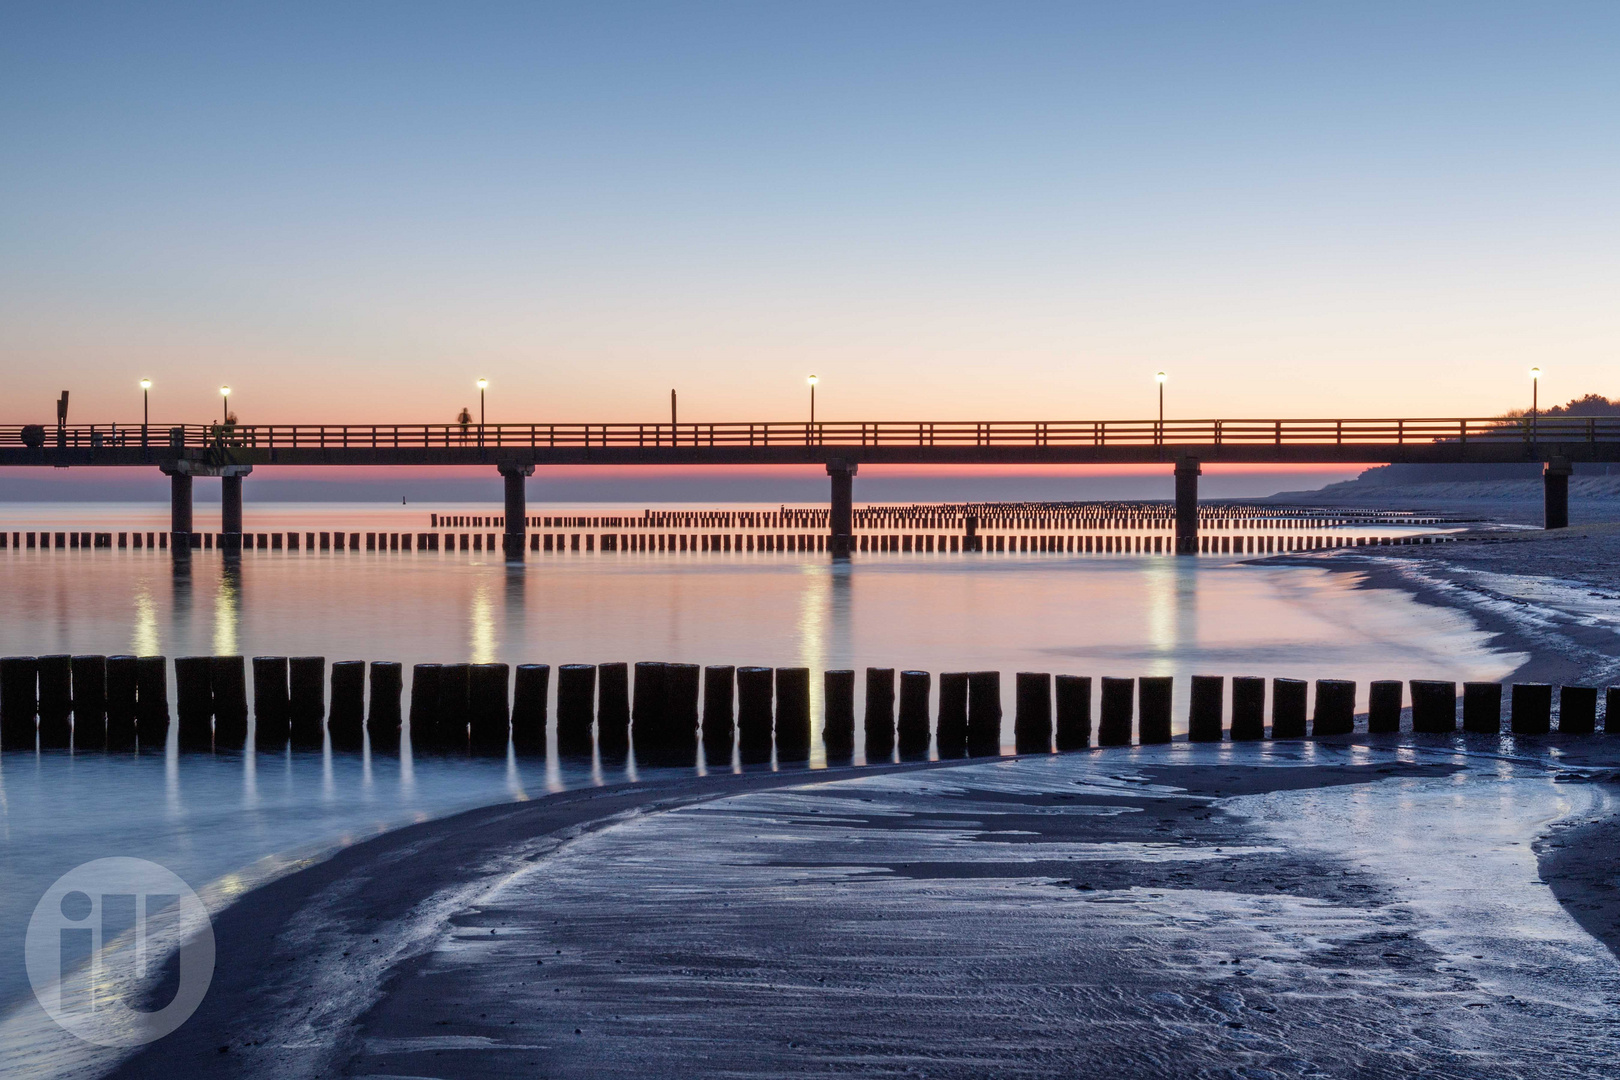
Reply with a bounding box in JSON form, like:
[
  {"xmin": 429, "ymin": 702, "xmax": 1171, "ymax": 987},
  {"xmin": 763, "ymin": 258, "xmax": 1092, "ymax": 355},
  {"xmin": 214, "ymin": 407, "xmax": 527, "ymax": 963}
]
[
  {"xmin": 1544, "ymin": 458, "xmax": 1571, "ymax": 530},
  {"xmin": 499, "ymin": 463, "xmax": 533, "ymax": 560},
  {"xmin": 1174, "ymin": 457, "xmax": 1200, "ymax": 554},
  {"xmin": 827, "ymin": 460, "xmax": 856, "ymax": 556}
]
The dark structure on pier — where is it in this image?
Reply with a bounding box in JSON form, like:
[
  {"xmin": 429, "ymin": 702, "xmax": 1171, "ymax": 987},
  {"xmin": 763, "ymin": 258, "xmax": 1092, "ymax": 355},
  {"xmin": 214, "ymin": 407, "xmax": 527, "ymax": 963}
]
[{"xmin": 5, "ymin": 415, "xmax": 1615, "ymax": 558}]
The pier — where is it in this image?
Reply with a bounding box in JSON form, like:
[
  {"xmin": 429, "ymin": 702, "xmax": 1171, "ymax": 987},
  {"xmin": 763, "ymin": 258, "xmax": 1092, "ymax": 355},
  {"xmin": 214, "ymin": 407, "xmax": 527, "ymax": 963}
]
[{"xmin": 5, "ymin": 414, "xmax": 1617, "ymax": 557}]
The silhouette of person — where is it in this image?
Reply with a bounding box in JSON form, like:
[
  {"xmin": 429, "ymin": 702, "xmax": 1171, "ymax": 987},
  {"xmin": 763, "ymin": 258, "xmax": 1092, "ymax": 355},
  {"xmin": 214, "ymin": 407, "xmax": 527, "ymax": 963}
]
[{"xmin": 457, "ymin": 407, "xmax": 472, "ymax": 444}]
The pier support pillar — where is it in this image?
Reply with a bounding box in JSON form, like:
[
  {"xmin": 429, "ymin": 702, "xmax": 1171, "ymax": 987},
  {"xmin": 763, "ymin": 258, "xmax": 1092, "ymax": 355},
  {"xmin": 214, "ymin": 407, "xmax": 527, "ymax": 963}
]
[
  {"xmin": 827, "ymin": 460, "xmax": 857, "ymax": 556},
  {"xmin": 165, "ymin": 468, "xmax": 193, "ymax": 555},
  {"xmin": 219, "ymin": 465, "xmax": 251, "ymax": 554},
  {"xmin": 1544, "ymin": 458, "xmax": 1571, "ymax": 530},
  {"xmin": 500, "ymin": 463, "xmax": 533, "ymax": 560},
  {"xmin": 1174, "ymin": 457, "xmax": 1200, "ymax": 555}
]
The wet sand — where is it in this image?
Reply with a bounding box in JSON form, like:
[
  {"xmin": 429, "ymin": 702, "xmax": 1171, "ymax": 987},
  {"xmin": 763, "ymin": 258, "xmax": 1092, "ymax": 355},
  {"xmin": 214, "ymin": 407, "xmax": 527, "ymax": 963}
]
[
  {"xmin": 85, "ymin": 741, "xmax": 1620, "ymax": 1080},
  {"xmin": 1273, "ymin": 520, "xmax": 1620, "ymax": 688}
]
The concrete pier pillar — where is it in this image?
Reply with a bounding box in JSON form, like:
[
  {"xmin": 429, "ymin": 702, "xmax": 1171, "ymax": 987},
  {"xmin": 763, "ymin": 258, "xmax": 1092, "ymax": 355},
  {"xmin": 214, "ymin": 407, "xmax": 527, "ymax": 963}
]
[
  {"xmin": 1174, "ymin": 458, "xmax": 1200, "ymax": 555},
  {"xmin": 167, "ymin": 469, "xmax": 193, "ymax": 553},
  {"xmin": 1544, "ymin": 459, "xmax": 1571, "ymax": 530},
  {"xmin": 500, "ymin": 464, "xmax": 533, "ymax": 559},
  {"xmin": 220, "ymin": 471, "xmax": 244, "ymax": 554},
  {"xmin": 827, "ymin": 461, "xmax": 857, "ymax": 556}
]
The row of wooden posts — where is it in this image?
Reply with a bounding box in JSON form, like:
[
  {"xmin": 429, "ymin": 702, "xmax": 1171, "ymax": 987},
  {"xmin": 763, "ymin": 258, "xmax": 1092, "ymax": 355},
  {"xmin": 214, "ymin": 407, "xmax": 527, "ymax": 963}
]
[{"xmin": 1, "ymin": 657, "xmax": 1613, "ymax": 755}]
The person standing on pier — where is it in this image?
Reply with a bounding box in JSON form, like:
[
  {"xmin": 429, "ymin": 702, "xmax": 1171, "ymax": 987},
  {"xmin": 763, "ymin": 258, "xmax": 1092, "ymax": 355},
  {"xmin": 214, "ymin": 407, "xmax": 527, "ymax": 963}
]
[{"xmin": 457, "ymin": 406, "xmax": 472, "ymax": 444}]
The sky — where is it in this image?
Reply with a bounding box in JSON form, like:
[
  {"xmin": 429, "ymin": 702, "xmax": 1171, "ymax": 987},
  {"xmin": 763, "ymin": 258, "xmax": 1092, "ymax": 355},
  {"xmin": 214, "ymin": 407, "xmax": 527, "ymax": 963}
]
[{"xmin": 2, "ymin": 2, "xmax": 1617, "ymax": 500}]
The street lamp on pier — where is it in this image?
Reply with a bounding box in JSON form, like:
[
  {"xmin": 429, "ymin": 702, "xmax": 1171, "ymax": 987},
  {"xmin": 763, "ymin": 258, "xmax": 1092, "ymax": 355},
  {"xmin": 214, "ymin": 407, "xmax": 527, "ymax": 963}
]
[
  {"xmin": 219, "ymin": 385, "xmax": 231, "ymax": 423},
  {"xmin": 140, "ymin": 379, "xmax": 151, "ymax": 446},
  {"xmin": 808, "ymin": 375, "xmax": 818, "ymax": 426},
  {"xmin": 1530, "ymin": 367, "xmax": 1541, "ymax": 441},
  {"xmin": 477, "ymin": 378, "xmax": 488, "ymax": 447},
  {"xmin": 1155, "ymin": 372, "xmax": 1167, "ymax": 444}
]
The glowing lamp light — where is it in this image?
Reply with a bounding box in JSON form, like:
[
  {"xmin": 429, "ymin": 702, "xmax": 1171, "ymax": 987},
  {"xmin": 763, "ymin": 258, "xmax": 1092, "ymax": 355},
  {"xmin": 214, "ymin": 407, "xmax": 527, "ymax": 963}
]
[
  {"xmin": 1155, "ymin": 371, "xmax": 1167, "ymax": 383},
  {"xmin": 219, "ymin": 385, "xmax": 231, "ymax": 397},
  {"xmin": 807, "ymin": 375, "xmax": 818, "ymax": 386},
  {"xmin": 139, "ymin": 379, "xmax": 152, "ymax": 390},
  {"xmin": 477, "ymin": 378, "xmax": 489, "ymax": 390}
]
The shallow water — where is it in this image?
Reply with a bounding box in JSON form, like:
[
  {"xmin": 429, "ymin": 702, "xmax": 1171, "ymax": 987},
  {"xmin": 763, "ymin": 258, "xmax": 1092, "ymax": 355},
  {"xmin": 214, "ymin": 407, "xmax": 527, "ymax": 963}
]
[{"xmin": 0, "ymin": 502, "xmax": 1512, "ymax": 1035}]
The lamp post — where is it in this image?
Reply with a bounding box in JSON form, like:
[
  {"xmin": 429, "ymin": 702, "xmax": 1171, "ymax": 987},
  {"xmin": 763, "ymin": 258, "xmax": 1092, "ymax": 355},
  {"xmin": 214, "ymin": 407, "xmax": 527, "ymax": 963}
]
[
  {"xmin": 808, "ymin": 375, "xmax": 818, "ymax": 426},
  {"xmin": 219, "ymin": 385, "xmax": 231, "ymax": 422},
  {"xmin": 1530, "ymin": 367, "xmax": 1541, "ymax": 440},
  {"xmin": 140, "ymin": 379, "xmax": 151, "ymax": 447},
  {"xmin": 1155, "ymin": 372, "xmax": 1167, "ymax": 444},
  {"xmin": 477, "ymin": 378, "xmax": 488, "ymax": 447}
]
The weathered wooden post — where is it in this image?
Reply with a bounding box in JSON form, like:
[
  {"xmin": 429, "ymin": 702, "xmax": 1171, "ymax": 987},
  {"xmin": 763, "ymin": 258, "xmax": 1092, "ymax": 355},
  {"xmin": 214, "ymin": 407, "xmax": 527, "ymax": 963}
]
[
  {"xmin": 633, "ymin": 662, "xmax": 670, "ymax": 755},
  {"xmin": 1270, "ymin": 678, "xmax": 1307, "ymax": 739},
  {"xmin": 211, "ymin": 656, "xmax": 249, "ymax": 749},
  {"xmin": 736, "ymin": 666, "xmax": 774, "ymax": 763},
  {"xmin": 1461, "ymin": 681, "xmax": 1501, "ymax": 734},
  {"xmin": 71, "ymin": 656, "xmax": 107, "ymax": 741},
  {"xmin": 597, "ymin": 662, "xmax": 631, "ymax": 759},
  {"xmin": 1312, "ymin": 679, "xmax": 1356, "ymax": 737},
  {"xmin": 1561, "ymin": 685, "xmax": 1598, "ymax": 734},
  {"xmin": 1188, "ymin": 675, "xmax": 1224, "ymax": 742},
  {"xmin": 703, "ymin": 665, "xmax": 736, "ymax": 762},
  {"xmin": 1054, "ymin": 674, "xmax": 1092, "ymax": 750},
  {"xmin": 1509, "ymin": 683, "xmax": 1551, "ymax": 735},
  {"xmin": 288, "ymin": 657, "xmax": 327, "ymax": 748},
  {"xmin": 512, "ymin": 664, "xmax": 549, "ymax": 753},
  {"xmin": 556, "ymin": 664, "xmax": 597, "ymax": 757},
  {"xmin": 1014, "ymin": 672, "xmax": 1052, "ymax": 753},
  {"xmin": 435, "ymin": 663, "xmax": 471, "ymax": 750},
  {"xmin": 0, "ymin": 657, "xmax": 38, "ymax": 749},
  {"xmin": 408, "ymin": 664, "xmax": 441, "ymax": 748},
  {"xmin": 897, "ymin": 670, "xmax": 932, "ymax": 758},
  {"xmin": 936, "ymin": 672, "xmax": 969, "ymax": 757},
  {"xmin": 1410, "ymin": 680, "xmax": 1458, "ymax": 733},
  {"xmin": 326, "ymin": 661, "xmax": 365, "ymax": 750},
  {"xmin": 369, "ymin": 661, "xmax": 404, "ymax": 752},
  {"xmin": 823, "ymin": 669, "xmax": 856, "ymax": 759},
  {"xmin": 1544, "ymin": 459, "xmax": 1571, "ymax": 530},
  {"xmin": 36, "ymin": 654, "xmax": 73, "ymax": 747},
  {"xmin": 135, "ymin": 655, "xmax": 169, "ymax": 744},
  {"xmin": 1098, "ymin": 677, "xmax": 1134, "ymax": 746},
  {"xmin": 1368, "ymin": 680, "xmax": 1403, "ymax": 733},
  {"xmin": 1138, "ymin": 676, "xmax": 1173, "ymax": 744},
  {"xmin": 173, "ymin": 656, "xmax": 213, "ymax": 750},
  {"xmin": 252, "ymin": 656, "xmax": 290, "ymax": 746},
  {"xmin": 1604, "ymin": 686, "xmax": 1619, "ymax": 734},
  {"xmin": 966, "ymin": 671, "xmax": 1002, "ymax": 756},
  {"xmin": 467, "ymin": 663, "xmax": 509, "ymax": 753},
  {"xmin": 107, "ymin": 655, "xmax": 139, "ymax": 749},
  {"xmin": 776, "ymin": 667, "xmax": 811, "ymax": 761},
  {"xmin": 666, "ymin": 662, "xmax": 701, "ymax": 760},
  {"xmin": 865, "ymin": 667, "xmax": 896, "ymax": 761}
]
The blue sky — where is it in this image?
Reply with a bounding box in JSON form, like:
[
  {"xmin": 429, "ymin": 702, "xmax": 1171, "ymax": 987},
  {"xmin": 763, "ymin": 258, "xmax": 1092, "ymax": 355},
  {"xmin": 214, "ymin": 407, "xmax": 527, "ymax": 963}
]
[{"xmin": 2, "ymin": 2, "xmax": 1617, "ymax": 498}]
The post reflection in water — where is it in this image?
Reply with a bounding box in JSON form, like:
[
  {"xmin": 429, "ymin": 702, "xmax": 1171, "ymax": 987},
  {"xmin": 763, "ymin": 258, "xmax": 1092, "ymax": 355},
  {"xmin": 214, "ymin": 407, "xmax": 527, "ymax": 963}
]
[
  {"xmin": 469, "ymin": 577, "xmax": 497, "ymax": 665},
  {"xmin": 214, "ymin": 561, "xmax": 242, "ymax": 657},
  {"xmin": 797, "ymin": 562, "xmax": 832, "ymax": 769}
]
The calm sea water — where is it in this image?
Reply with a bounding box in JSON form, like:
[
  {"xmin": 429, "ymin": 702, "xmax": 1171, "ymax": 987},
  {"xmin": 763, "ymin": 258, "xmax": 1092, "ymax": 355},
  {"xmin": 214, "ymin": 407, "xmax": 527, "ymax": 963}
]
[{"xmin": 0, "ymin": 501, "xmax": 1505, "ymax": 1013}]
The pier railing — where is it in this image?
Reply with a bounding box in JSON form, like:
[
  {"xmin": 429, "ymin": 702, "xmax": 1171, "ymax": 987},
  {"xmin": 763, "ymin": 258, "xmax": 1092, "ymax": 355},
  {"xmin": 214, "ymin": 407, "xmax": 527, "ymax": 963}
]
[{"xmin": 5, "ymin": 416, "xmax": 1619, "ymax": 450}]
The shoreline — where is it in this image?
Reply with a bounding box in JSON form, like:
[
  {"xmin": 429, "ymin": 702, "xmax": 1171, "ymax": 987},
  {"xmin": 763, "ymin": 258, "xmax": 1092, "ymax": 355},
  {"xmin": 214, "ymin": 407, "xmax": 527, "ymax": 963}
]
[{"xmin": 1260, "ymin": 520, "xmax": 1620, "ymax": 690}]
